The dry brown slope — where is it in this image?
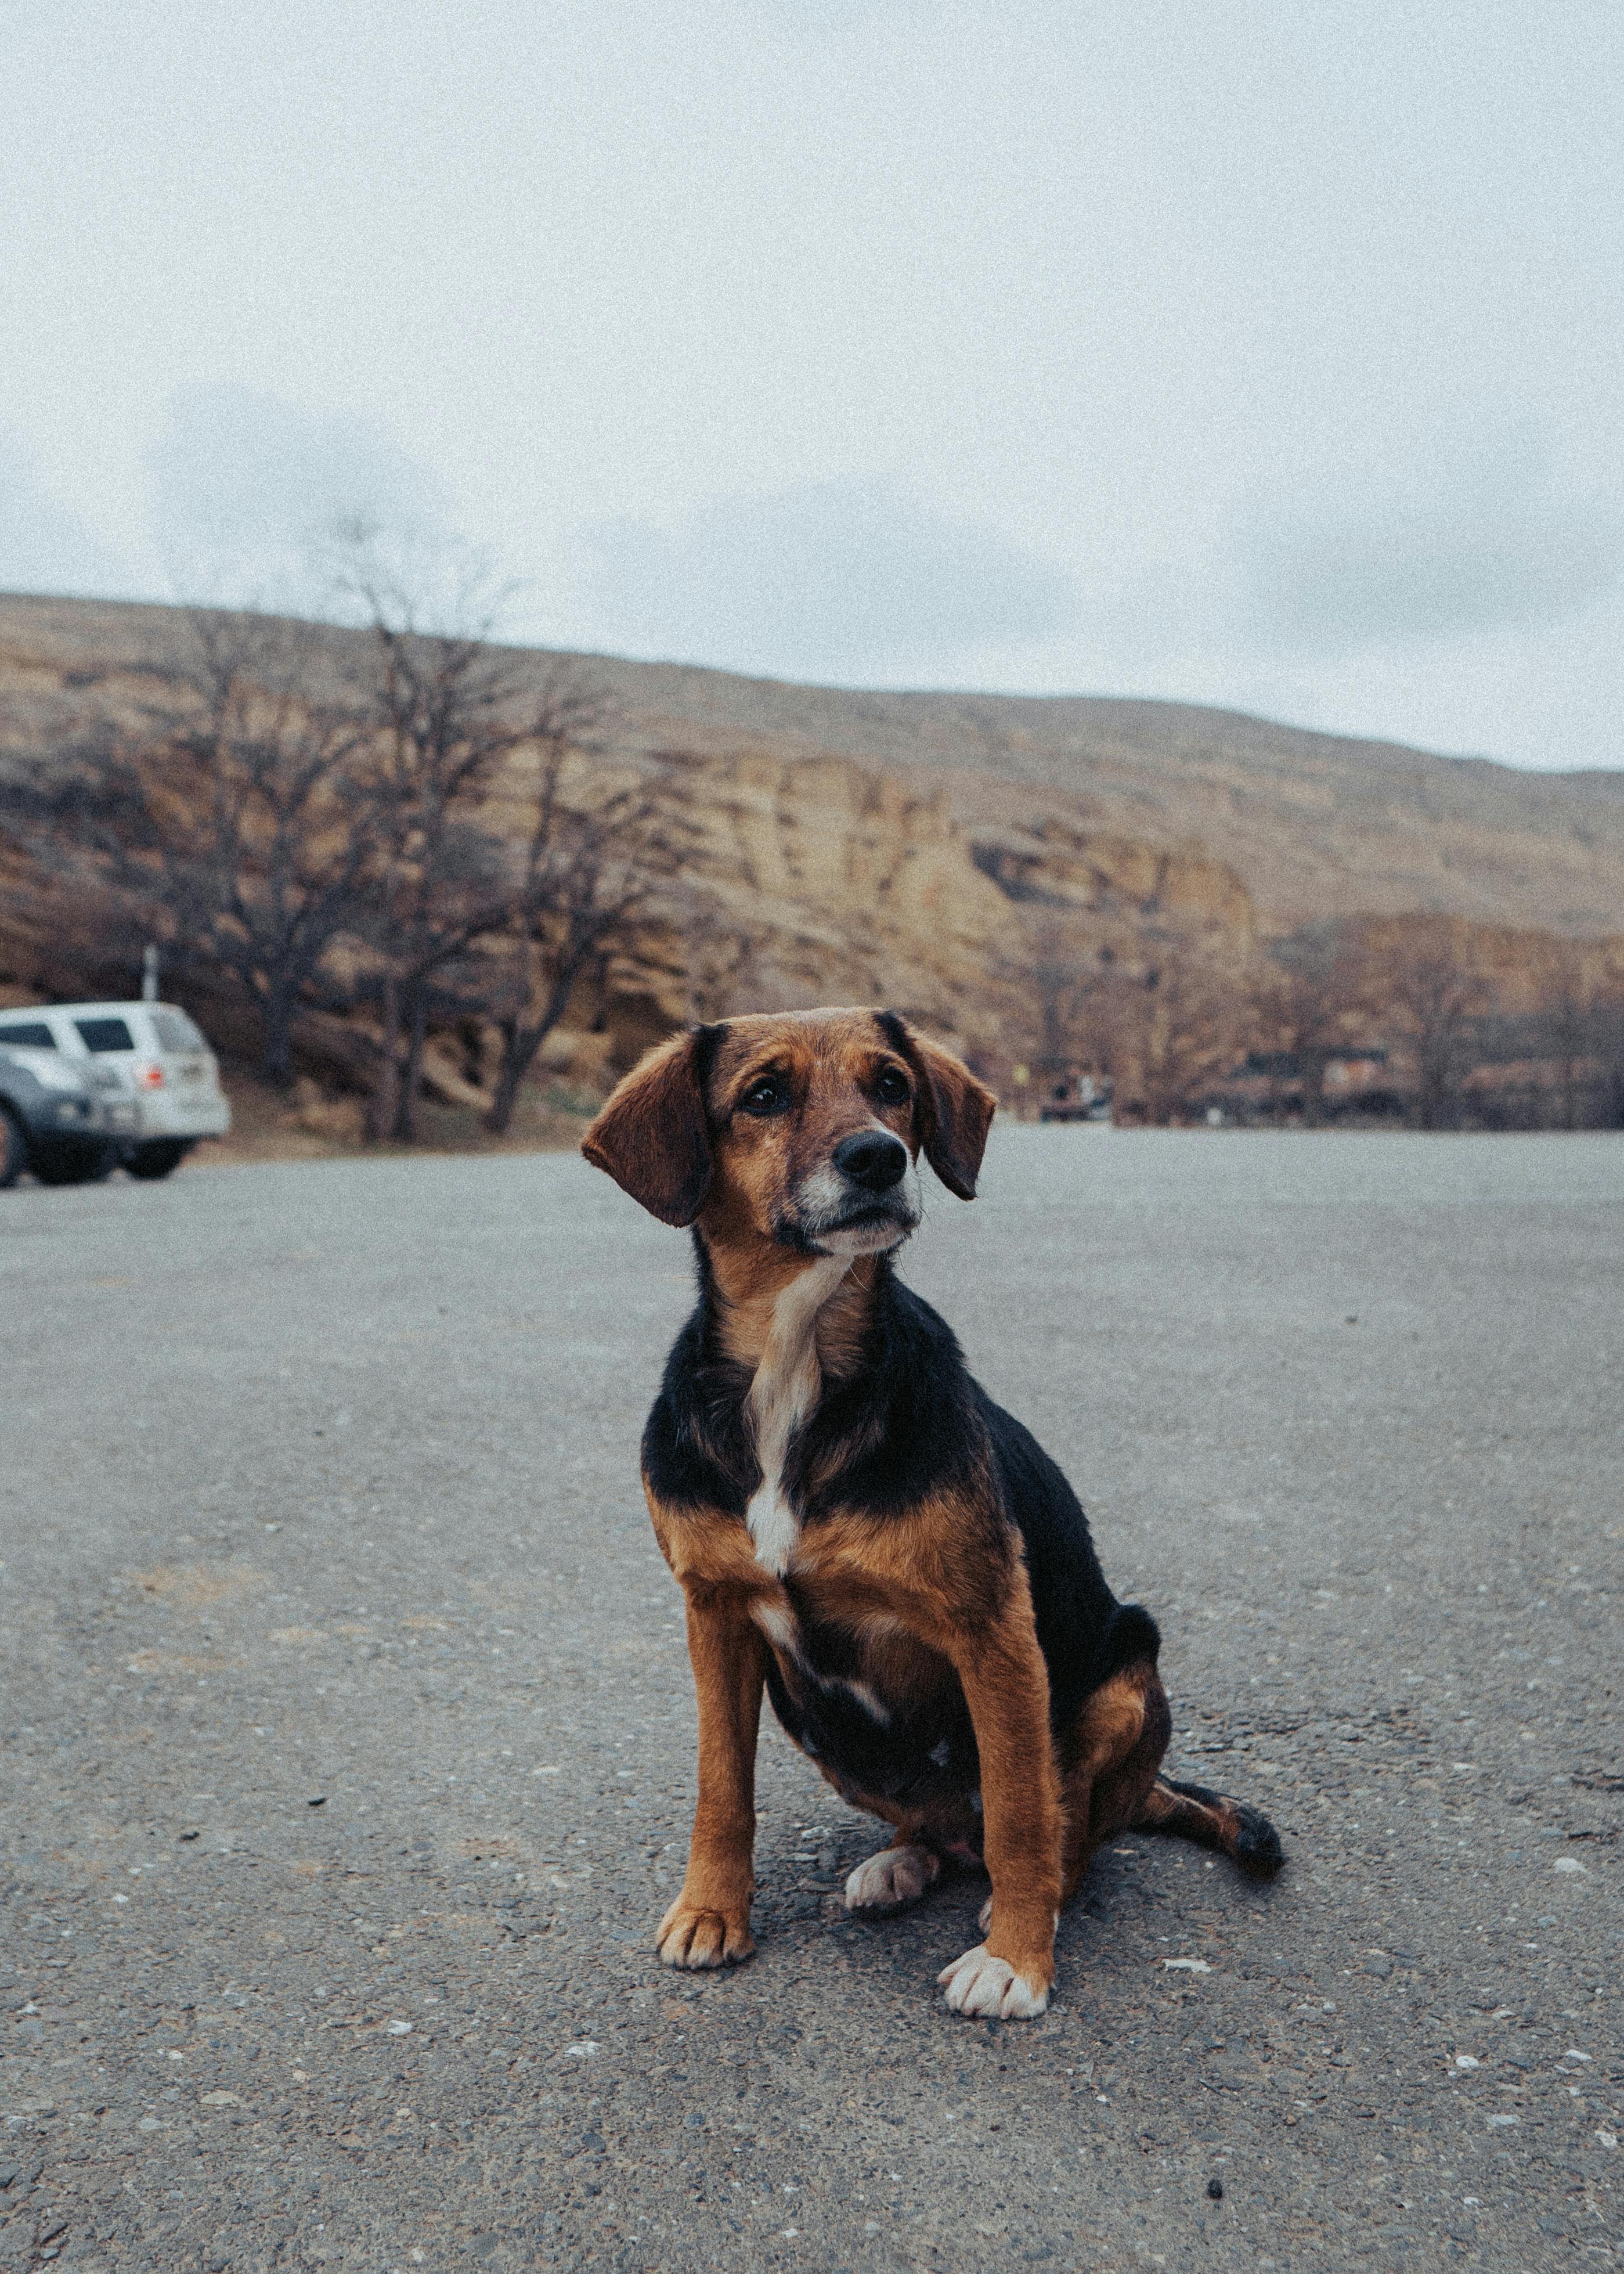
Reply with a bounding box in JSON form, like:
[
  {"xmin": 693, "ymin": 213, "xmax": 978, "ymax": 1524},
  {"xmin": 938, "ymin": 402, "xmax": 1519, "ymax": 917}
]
[
  {"xmin": 575, "ymin": 661, "xmax": 1624, "ymax": 937},
  {"xmin": 0, "ymin": 594, "xmax": 1261, "ymax": 1076},
  {"xmin": 3, "ymin": 590, "xmax": 1622, "ymax": 936}
]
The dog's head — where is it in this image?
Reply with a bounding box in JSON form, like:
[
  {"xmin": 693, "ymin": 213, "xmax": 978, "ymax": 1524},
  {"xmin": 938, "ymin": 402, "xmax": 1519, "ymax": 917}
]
[{"xmin": 582, "ymin": 1008, "xmax": 997, "ymax": 1252}]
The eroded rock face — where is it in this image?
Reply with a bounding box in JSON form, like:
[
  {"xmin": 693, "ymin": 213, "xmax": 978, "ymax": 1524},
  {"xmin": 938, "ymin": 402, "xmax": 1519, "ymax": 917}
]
[
  {"xmin": 564, "ymin": 744, "xmax": 1258, "ymax": 1076},
  {"xmin": 3, "ymin": 595, "xmax": 1619, "ymax": 1111},
  {"xmin": 0, "ymin": 607, "xmax": 1256, "ymax": 1084}
]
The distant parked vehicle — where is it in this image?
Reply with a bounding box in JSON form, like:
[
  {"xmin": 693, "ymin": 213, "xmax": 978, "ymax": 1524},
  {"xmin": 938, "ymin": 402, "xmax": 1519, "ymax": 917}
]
[
  {"xmin": 1038, "ymin": 1075, "xmax": 1113, "ymax": 1125},
  {"xmin": 0, "ymin": 1001, "xmax": 230, "ymax": 1182},
  {"xmin": 0, "ymin": 1036, "xmax": 129, "ymax": 1187}
]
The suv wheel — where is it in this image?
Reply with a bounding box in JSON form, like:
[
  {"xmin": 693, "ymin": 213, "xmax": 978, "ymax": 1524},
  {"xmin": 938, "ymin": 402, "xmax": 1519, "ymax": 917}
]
[
  {"xmin": 0, "ymin": 1107, "xmax": 26, "ymax": 1190},
  {"xmin": 29, "ymin": 1140, "xmax": 117, "ymax": 1187},
  {"xmin": 125, "ymin": 1140, "xmax": 188, "ymax": 1180}
]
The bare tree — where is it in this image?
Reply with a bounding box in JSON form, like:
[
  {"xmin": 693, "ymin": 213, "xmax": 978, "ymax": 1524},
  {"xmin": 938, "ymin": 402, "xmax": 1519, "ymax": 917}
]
[
  {"xmin": 3, "ymin": 612, "xmax": 376, "ymax": 1087},
  {"xmin": 12, "ymin": 522, "xmax": 672, "ymax": 1141},
  {"xmin": 1590, "ymin": 985, "xmax": 1624, "ymax": 1130},
  {"xmin": 1362, "ymin": 918, "xmax": 1489, "ymax": 1130},
  {"xmin": 360, "ymin": 650, "xmax": 514, "ymax": 1137},
  {"xmin": 1114, "ymin": 947, "xmax": 1252, "ymax": 1125},
  {"xmin": 1027, "ymin": 926, "xmax": 1113, "ymax": 1099},
  {"xmin": 990, "ymin": 923, "xmax": 1119, "ymax": 1112},
  {"xmin": 482, "ymin": 744, "xmax": 679, "ymax": 1134},
  {"xmin": 1543, "ymin": 949, "xmax": 1590, "ymax": 1130},
  {"xmin": 333, "ymin": 535, "xmax": 625, "ymax": 1140},
  {"xmin": 1251, "ymin": 924, "xmax": 1370, "ymax": 1123}
]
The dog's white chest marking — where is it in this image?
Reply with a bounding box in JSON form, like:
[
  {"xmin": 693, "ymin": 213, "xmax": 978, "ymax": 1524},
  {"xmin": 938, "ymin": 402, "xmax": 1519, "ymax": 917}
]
[{"xmin": 745, "ymin": 1256, "xmax": 847, "ymax": 1576}]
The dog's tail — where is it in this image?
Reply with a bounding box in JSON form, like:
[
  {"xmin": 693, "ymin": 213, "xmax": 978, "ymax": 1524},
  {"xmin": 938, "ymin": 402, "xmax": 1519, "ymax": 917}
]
[{"xmin": 1132, "ymin": 1775, "xmax": 1284, "ymax": 1877}]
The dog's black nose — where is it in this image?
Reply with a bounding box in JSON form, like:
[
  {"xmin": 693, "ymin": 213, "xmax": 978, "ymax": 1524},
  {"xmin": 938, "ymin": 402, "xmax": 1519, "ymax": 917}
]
[{"xmin": 833, "ymin": 1130, "xmax": 909, "ymax": 1192}]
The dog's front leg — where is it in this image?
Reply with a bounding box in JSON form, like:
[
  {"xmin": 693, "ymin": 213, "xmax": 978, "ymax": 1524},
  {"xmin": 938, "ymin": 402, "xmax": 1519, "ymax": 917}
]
[
  {"xmin": 658, "ymin": 1587, "xmax": 767, "ymax": 1969},
  {"xmin": 938, "ymin": 1608, "xmax": 1062, "ymax": 2020}
]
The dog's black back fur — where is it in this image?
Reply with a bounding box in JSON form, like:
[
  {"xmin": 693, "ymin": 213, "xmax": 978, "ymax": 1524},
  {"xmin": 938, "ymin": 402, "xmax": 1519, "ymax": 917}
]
[{"xmin": 643, "ymin": 1250, "xmax": 1159, "ymax": 1794}]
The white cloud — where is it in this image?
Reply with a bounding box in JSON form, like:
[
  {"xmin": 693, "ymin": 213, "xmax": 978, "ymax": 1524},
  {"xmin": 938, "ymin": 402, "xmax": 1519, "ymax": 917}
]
[
  {"xmin": 0, "ymin": 430, "xmax": 133, "ymax": 601},
  {"xmin": 582, "ymin": 481, "xmax": 1077, "ymax": 683},
  {"xmin": 1236, "ymin": 428, "xmax": 1624, "ymax": 657},
  {"xmin": 149, "ymin": 385, "xmax": 452, "ymax": 608}
]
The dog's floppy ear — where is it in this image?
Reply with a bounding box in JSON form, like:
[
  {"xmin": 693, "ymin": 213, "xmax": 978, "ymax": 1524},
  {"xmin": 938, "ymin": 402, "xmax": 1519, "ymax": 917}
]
[
  {"xmin": 582, "ymin": 1027, "xmax": 716, "ymax": 1226},
  {"xmin": 878, "ymin": 1012, "xmax": 996, "ymax": 1200}
]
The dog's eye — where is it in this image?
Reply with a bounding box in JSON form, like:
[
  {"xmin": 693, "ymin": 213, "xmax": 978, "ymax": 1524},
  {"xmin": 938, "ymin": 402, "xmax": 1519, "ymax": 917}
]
[
  {"xmin": 875, "ymin": 1067, "xmax": 911, "ymax": 1107},
  {"xmin": 739, "ymin": 1076, "xmax": 787, "ymax": 1116}
]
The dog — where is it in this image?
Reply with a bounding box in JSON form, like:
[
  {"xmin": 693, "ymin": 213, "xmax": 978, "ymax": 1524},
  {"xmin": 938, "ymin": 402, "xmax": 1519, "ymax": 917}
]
[{"xmin": 582, "ymin": 1008, "xmax": 1282, "ymax": 2020}]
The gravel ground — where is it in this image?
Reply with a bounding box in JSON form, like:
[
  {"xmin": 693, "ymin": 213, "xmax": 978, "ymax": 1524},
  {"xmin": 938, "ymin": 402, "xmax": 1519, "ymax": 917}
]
[{"xmin": 2, "ymin": 1127, "xmax": 1619, "ymax": 2274}]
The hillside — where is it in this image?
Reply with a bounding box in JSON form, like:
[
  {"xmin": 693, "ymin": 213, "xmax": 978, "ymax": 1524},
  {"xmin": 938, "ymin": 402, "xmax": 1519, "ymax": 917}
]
[
  {"xmin": 0, "ymin": 593, "xmax": 1266, "ymax": 1092},
  {"xmin": 532, "ymin": 653, "xmax": 1624, "ymax": 940},
  {"xmin": 4, "ymin": 590, "xmax": 1623, "ymax": 940},
  {"xmin": 3, "ymin": 589, "xmax": 1622, "ymax": 1139}
]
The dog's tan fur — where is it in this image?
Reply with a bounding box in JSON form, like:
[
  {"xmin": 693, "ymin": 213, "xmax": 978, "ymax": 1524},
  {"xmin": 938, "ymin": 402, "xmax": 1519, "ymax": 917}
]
[{"xmin": 584, "ymin": 1009, "xmax": 1280, "ymax": 2017}]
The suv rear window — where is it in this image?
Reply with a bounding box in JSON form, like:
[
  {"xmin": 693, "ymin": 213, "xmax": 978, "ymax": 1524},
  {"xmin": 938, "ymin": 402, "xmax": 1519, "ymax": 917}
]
[
  {"xmin": 151, "ymin": 1010, "xmax": 206, "ymax": 1053},
  {"xmin": 0, "ymin": 1022, "xmax": 56, "ymax": 1048},
  {"xmin": 74, "ymin": 1017, "xmax": 136, "ymax": 1053}
]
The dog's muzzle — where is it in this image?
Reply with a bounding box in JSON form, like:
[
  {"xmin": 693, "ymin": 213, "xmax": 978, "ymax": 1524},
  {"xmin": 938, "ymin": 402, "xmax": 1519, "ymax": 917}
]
[{"xmin": 790, "ymin": 1131, "xmax": 921, "ymax": 1255}]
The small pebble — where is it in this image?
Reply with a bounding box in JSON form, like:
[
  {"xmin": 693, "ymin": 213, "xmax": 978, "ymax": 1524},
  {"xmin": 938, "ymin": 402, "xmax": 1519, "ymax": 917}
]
[{"xmin": 1207, "ymin": 2177, "xmax": 1224, "ymax": 2200}]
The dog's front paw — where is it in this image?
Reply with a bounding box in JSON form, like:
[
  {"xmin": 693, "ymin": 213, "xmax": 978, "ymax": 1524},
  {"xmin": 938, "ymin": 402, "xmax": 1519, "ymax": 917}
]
[
  {"xmin": 656, "ymin": 1898, "xmax": 754, "ymax": 1970},
  {"xmin": 937, "ymin": 1943, "xmax": 1050, "ymax": 2020},
  {"xmin": 845, "ymin": 1842, "xmax": 941, "ymax": 1916}
]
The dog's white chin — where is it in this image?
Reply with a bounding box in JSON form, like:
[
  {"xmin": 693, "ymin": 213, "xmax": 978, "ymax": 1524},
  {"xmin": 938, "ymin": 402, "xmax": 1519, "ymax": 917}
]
[{"xmin": 810, "ymin": 1218, "xmax": 912, "ymax": 1256}]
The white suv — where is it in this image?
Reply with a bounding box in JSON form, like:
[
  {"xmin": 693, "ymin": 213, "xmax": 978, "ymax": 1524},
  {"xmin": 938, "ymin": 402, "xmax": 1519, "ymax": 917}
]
[{"xmin": 0, "ymin": 1001, "xmax": 231, "ymax": 1179}]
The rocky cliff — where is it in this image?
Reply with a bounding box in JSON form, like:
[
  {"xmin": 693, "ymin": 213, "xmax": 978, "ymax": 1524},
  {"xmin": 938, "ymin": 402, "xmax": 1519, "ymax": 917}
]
[
  {"xmin": 0, "ymin": 595, "xmax": 1256, "ymax": 1079},
  {"xmin": 2, "ymin": 593, "xmax": 1619, "ymax": 1101}
]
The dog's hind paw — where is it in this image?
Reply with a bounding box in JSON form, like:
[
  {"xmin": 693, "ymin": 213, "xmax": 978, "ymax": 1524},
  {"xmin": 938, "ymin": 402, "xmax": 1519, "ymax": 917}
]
[
  {"xmin": 845, "ymin": 1843, "xmax": 941, "ymax": 1916},
  {"xmin": 656, "ymin": 1901, "xmax": 753, "ymax": 1969},
  {"xmin": 937, "ymin": 1943, "xmax": 1049, "ymax": 2020}
]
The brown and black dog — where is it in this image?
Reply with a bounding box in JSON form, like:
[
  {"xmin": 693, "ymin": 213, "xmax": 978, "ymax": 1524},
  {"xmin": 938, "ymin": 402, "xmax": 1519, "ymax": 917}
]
[{"xmin": 583, "ymin": 1008, "xmax": 1282, "ymax": 2020}]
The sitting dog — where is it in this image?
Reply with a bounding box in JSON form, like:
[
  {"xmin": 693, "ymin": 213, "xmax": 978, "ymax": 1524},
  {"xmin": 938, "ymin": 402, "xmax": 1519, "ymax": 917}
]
[{"xmin": 583, "ymin": 1008, "xmax": 1282, "ymax": 2019}]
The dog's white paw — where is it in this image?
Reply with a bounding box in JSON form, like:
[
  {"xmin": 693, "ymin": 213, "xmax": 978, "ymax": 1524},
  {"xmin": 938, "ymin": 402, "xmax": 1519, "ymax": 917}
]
[
  {"xmin": 656, "ymin": 1901, "xmax": 753, "ymax": 1969},
  {"xmin": 937, "ymin": 1943, "xmax": 1050, "ymax": 2020},
  {"xmin": 978, "ymin": 1893, "xmax": 993, "ymax": 1934},
  {"xmin": 845, "ymin": 1842, "xmax": 941, "ymax": 1915}
]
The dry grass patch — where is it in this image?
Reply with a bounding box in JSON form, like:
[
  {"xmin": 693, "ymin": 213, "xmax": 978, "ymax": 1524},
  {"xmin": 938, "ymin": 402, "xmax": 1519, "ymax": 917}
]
[{"xmin": 133, "ymin": 1564, "xmax": 265, "ymax": 1610}]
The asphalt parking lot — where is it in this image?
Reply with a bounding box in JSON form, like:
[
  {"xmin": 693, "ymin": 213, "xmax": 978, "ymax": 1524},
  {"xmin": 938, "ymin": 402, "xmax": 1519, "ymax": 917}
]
[{"xmin": 2, "ymin": 1127, "xmax": 1619, "ymax": 2273}]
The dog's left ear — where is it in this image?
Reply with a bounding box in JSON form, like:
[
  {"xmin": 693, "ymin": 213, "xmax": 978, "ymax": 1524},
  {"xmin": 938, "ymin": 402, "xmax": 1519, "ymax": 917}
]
[
  {"xmin": 582, "ymin": 1028, "xmax": 716, "ymax": 1226},
  {"xmin": 879, "ymin": 1012, "xmax": 997, "ymax": 1200}
]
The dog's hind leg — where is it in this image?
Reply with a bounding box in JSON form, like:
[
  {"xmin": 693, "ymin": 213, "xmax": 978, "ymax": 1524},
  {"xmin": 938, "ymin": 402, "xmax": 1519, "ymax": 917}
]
[
  {"xmin": 1062, "ymin": 1664, "xmax": 1171, "ymax": 1900},
  {"xmin": 844, "ymin": 1831, "xmax": 943, "ymax": 1917},
  {"xmin": 1133, "ymin": 1775, "xmax": 1284, "ymax": 1878},
  {"xmin": 977, "ymin": 1662, "xmax": 1170, "ymax": 1933}
]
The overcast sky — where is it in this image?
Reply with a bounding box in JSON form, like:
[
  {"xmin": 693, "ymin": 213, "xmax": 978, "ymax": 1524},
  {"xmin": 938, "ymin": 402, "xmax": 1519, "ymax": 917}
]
[{"xmin": 3, "ymin": 1, "xmax": 1622, "ymax": 769}]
